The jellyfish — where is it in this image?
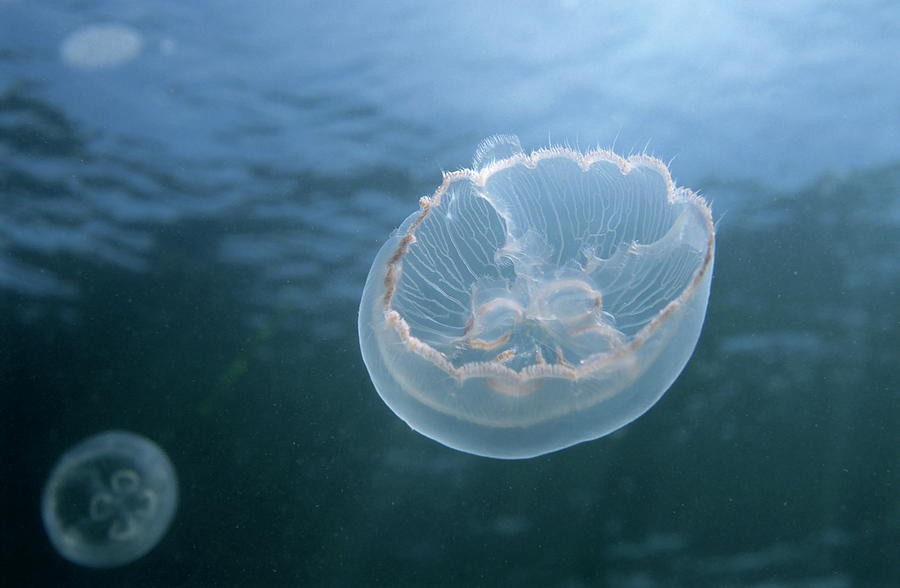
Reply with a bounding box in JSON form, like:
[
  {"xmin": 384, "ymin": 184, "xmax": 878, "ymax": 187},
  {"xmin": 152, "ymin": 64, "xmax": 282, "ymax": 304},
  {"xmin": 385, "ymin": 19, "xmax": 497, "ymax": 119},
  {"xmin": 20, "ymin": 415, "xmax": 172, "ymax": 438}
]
[
  {"xmin": 60, "ymin": 24, "xmax": 143, "ymax": 70},
  {"xmin": 358, "ymin": 136, "xmax": 715, "ymax": 459},
  {"xmin": 41, "ymin": 430, "xmax": 178, "ymax": 568}
]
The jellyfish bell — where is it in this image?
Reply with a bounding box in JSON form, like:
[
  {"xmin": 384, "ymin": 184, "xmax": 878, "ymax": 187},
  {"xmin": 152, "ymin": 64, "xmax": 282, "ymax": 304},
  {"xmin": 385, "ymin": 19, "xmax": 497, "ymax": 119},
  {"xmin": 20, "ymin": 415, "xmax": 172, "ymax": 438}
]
[
  {"xmin": 60, "ymin": 24, "xmax": 143, "ymax": 70},
  {"xmin": 359, "ymin": 136, "xmax": 714, "ymax": 459},
  {"xmin": 41, "ymin": 430, "xmax": 178, "ymax": 567}
]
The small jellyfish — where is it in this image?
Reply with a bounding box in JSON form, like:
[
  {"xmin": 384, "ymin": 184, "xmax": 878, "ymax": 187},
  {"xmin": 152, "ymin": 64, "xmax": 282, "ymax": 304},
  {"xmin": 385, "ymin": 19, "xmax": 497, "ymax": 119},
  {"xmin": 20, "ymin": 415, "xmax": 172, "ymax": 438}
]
[
  {"xmin": 359, "ymin": 136, "xmax": 715, "ymax": 459},
  {"xmin": 60, "ymin": 24, "xmax": 143, "ymax": 70},
  {"xmin": 41, "ymin": 430, "xmax": 178, "ymax": 568}
]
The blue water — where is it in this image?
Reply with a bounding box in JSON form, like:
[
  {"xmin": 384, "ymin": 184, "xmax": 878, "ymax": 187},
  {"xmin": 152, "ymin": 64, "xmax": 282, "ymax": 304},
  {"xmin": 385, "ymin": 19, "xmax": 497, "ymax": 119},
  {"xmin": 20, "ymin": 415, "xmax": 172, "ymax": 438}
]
[{"xmin": 2, "ymin": 1, "xmax": 898, "ymax": 586}]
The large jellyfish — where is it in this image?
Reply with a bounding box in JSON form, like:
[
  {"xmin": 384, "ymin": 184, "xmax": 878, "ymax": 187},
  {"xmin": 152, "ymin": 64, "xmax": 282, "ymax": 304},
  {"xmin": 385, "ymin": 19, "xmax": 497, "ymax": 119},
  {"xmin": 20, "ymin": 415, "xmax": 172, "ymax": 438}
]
[{"xmin": 359, "ymin": 136, "xmax": 715, "ymax": 459}]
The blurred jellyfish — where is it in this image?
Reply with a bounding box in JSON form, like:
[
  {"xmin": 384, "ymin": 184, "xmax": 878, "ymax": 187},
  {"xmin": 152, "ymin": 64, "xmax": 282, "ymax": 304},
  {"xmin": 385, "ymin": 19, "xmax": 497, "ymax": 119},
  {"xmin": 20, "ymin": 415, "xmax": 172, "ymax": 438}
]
[
  {"xmin": 359, "ymin": 136, "xmax": 715, "ymax": 459},
  {"xmin": 41, "ymin": 430, "xmax": 178, "ymax": 567},
  {"xmin": 60, "ymin": 24, "xmax": 143, "ymax": 70}
]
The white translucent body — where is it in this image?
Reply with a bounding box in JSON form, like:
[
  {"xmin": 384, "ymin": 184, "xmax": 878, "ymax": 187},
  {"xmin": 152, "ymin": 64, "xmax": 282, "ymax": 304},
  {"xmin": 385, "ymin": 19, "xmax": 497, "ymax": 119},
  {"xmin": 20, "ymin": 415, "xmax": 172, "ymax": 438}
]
[
  {"xmin": 41, "ymin": 430, "xmax": 178, "ymax": 567},
  {"xmin": 359, "ymin": 137, "xmax": 714, "ymax": 459}
]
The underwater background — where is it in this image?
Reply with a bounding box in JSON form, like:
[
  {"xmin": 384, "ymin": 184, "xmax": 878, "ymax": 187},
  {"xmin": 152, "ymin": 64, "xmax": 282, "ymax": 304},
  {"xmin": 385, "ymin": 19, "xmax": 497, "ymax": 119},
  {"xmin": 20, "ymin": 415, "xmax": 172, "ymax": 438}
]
[{"xmin": 1, "ymin": 1, "xmax": 898, "ymax": 586}]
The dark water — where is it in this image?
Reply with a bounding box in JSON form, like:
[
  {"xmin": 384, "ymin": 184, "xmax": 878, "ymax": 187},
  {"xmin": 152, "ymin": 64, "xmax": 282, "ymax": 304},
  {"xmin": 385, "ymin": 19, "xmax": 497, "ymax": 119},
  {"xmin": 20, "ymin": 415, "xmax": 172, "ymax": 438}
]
[{"xmin": 2, "ymin": 1, "xmax": 898, "ymax": 586}]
